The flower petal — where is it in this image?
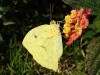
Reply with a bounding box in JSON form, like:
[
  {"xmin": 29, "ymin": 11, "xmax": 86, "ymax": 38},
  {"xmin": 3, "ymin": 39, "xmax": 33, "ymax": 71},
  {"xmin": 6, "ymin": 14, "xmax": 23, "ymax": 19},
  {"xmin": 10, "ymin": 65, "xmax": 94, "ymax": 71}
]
[
  {"xmin": 65, "ymin": 15, "xmax": 72, "ymax": 23},
  {"xmin": 84, "ymin": 8, "xmax": 91, "ymax": 16},
  {"xmin": 80, "ymin": 18, "xmax": 89, "ymax": 29},
  {"xmin": 66, "ymin": 35, "xmax": 73, "ymax": 45},
  {"xmin": 77, "ymin": 8, "xmax": 83, "ymax": 16},
  {"xmin": 71, "ymin": 10, "xmax": 77, "ymax": 18}
]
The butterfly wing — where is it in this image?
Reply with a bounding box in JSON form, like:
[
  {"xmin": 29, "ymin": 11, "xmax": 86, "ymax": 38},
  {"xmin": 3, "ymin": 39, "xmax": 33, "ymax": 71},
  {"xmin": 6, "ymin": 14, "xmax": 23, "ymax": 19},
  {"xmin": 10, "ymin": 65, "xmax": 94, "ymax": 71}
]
[{"xmin": 22, "ymin": 24, "xmax": 63, "ymax": 71}]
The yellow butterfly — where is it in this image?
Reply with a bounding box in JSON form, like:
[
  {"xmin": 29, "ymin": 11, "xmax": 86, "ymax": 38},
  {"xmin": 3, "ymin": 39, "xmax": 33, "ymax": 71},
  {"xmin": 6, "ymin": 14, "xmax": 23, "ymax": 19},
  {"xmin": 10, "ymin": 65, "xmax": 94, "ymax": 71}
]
[{"xmin": 22, "ymin": 21, "xmax": 63, "ymax": 72}]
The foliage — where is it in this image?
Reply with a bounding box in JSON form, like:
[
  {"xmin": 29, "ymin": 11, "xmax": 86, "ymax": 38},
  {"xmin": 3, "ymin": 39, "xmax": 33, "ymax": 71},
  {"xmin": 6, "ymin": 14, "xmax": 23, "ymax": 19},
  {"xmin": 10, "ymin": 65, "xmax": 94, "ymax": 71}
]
[
  {"xmin": 86, "ymin": 37, "xmax": 100, "ymax": 75},
  {"xmin": 0, "ymin": 0, "xmax": 100, "ymax": 75},
  {"xmin": 62, "ymin": 0, "xmax": 100, "ymax": 14}
]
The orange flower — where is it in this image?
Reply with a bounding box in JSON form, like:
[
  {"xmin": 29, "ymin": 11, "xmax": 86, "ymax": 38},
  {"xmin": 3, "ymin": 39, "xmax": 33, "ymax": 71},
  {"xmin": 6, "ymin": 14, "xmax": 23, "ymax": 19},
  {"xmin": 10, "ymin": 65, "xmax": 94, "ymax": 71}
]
[
  {"xmin": 80, "ymin": 18, "xmax": 89, "ymax": 29},
  {"xmin": 63, "ymin": 8, "xmax": 91, "ymax": 45},
  {"xmin": 66, "ymin": 27, "xmax": 82, "ymax": 45},
  {"xmin": 66, "ymin": 32, "xmax": 80, "ymax": 45},
  {"xmin": 77, "ymin": 8, "xmax": 83, "ymax": 17}
]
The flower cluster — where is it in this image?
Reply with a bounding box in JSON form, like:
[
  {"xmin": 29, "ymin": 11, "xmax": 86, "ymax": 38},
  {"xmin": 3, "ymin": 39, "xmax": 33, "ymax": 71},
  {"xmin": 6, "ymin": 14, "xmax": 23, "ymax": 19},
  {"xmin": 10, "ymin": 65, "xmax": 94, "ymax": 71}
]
[{"xmin": 63, "ymin": 8, "xmax": 91, "ymax": 45}]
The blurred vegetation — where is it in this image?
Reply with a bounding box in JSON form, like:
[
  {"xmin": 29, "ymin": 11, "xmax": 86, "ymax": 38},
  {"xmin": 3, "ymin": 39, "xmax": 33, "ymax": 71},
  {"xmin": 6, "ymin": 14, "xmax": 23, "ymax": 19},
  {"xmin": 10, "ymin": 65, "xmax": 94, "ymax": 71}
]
[
  {"xmin": 86, "ymin": 37, "xmax": 100, "ymax": 75},
  {"xmin": 0, "ymin": 0, "xmax": 100, "ymax": 75}
]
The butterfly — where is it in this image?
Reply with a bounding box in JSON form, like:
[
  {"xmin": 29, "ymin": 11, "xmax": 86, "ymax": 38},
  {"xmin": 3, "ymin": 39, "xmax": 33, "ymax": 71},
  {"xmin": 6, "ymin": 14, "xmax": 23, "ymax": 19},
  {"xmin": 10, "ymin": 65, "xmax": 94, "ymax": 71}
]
[{"xmin": 22, "ymin": 21, "xmax": 63, "ymax": 72}]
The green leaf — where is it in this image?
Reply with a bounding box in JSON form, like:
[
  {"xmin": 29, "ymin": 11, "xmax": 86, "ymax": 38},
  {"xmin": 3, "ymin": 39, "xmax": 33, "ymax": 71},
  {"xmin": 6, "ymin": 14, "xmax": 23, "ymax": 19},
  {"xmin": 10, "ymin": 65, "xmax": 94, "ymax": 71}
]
[
  {"xmin": 62, "ymin": 0, "xmax": 100, "ymax": 15},
  {"xmin": 82, "ymin": 31, "xmax": 95, "ymax": 39},
  {"xmin": 86, "ymin": 37, "xmax": 100, "ymax": 75},
  {"xmin": 93, "ymin": 20, "xmax": 100, "ymax": 33},
  {"xmin": 77, "ymin": 61, "xmax": 85, "ymax": 70},
  {"xmin": 69, "ymin": 70, "xmax": 87, "ymax": 75}
]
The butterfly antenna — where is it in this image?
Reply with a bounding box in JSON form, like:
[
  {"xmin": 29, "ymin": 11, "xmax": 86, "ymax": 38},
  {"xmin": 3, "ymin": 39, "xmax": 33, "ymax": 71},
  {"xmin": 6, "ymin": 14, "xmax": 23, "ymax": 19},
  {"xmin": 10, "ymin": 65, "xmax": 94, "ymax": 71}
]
[{"xmin": 50, "ymin": 3, "xmax": 54, "ymax": 21}]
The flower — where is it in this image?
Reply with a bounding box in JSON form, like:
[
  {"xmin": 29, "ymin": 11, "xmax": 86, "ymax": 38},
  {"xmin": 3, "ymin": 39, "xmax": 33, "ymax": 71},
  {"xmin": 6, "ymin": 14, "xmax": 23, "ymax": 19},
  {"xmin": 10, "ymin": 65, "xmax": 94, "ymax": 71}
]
[
  {"xmin": 65, "ymin": 15, "xmax": 73, "ymax": 23},
  {"xmin": 70, "ymin": 10, "xmax": 77, "ymax": 18},
  {"xmin": 77, "ymin": 8, "xmax": 83, "ymax": 17},
  {"xmin": 80, "ymin": 18, "xmax": 89, "ymax": 29},
  {"xmin": 66, "ymin": 26, "xmax": 82, "ymax": 45},
  {"xmin": 63, "ymin": 23, "xmax": 72, "ymax": 38},
  {"xmin": 63, "ymin": 8, "xmax": 91, "ymax": 45},
  {"xmin": 84, "ymin": 8, "xmax": 91, "ymax": 16}
]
